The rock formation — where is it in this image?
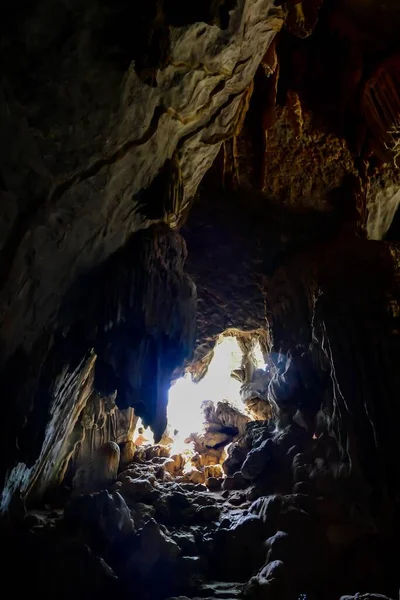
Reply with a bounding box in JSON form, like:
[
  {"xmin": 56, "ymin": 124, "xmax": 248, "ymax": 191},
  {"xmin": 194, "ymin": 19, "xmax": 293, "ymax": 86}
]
[{"xmin": 1, "ymin": 1, "xmax": 400, "ymax": 600}]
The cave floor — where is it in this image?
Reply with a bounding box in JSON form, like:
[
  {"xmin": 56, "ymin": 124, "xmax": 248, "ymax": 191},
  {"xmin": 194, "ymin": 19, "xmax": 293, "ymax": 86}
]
[{"xmin": 2, "ymin": 441, "xmax": 399, "ymax": 600}]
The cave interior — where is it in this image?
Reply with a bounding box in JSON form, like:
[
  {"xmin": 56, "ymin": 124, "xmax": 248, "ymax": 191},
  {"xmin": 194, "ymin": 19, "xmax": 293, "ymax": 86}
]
[{"xmin": 1, "ymin": 1, "xmax": 400, "ymax": 600}]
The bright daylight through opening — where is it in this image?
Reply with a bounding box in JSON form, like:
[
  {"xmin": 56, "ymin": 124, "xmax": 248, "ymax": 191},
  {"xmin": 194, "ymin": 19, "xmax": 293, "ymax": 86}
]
[{"xmin": 133, "ymin": 330, "xmax": 272, "ymax": 485}]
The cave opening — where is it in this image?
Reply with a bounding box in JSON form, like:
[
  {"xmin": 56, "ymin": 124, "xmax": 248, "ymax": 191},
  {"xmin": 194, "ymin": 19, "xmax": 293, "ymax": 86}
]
[
  {"xmin": 134, "ymin": 328, "xmax": 274, "ymax": 487},
  {"xmin": 1, "ymin": 1, "xmax": 400, "ymax": 600}
]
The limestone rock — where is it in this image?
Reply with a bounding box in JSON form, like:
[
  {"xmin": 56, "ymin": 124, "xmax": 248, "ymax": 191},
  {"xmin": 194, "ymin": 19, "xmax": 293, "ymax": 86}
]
[
  {"xmin": 119, "ymin": 441, "xmax": 136, "ymax": 470},
  {"xmin": 195, "ymin": 505, "xmax": 220, "ymax": 522},
  {"xmin": 213, "ymin": 513, "xmax": 266, "ymax": 580},
  {"xmin": 241, "ymin": 440, "xmax": 272, "ymax": 480},
  {"xmin": 227, "ymin": 491, "xmax": 247, "ymax": 506},
  {"xmin": 250, "ymin": 494, "xmax": 316, "ymax": 537},
  {"xmin": 171, "ymin": 531, "xmax": 197, "ymax": 557},
  {"xmin": 64, "ymin": 489, "xmax": 135, "ymax": 545},
  {"xmin": 203, "ymin": 430, "xmax": 233, "ymax": 448},
  {"xmin": 244, "ymin": 396, "xmax": 273, "ymax": 421},
  {"xmin": 129, "ymin": 502, "xmax": 156, "ymax": 529},
  {"xmin": 222, "ymin": 471, "xmax": 248, "ymax": 491},
  {"xmin": 72, "ymin": 441, "xmax": 120, "ymax": 493},
  {"xmin": 164, "ymin": 454, "xmax": 185, "ymax": 475},
  {"xmin": 146, "ymin": 445, "xmax": 171, "ymax": 460},
  {"xmin": 204, "ymin": 464, "xmax": 223, "ymax": 479},
  {"xmin": 184, "ymin": 468, "xmax": 206, "ymax": 485},
  {"xmin": 266, "ymin": 527, "xmax": 329, "ymax": 583},
  {"xmin": 126, "ymin": 518, "xmax": 180, "ymax": 580},
  {"xmin": 206, "ymin": 476, "xmax": 223, "ymax": 491},
  {"xmin": 154, "ymin": 490, "xmax": 193, "ymax": 525},
  {"xmin": 119, "ymin": 476, "xmax": 157, "ymax": 505},
  {"xmin": 223, "ymin": 443, "xmax": 249, "ymax": 476},
  {"xmin": 245, "ymin": 560, "xmax": 294, "ymax": 600}
]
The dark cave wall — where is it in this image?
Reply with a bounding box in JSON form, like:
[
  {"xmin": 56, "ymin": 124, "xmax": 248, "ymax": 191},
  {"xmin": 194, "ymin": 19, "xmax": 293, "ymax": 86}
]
[
  {"xmin": 314, "ymin": 238, "xmax": 400, "ymax": 508},
  {"xmin": 0, "ymin": 0, "xmax": 282, "ymax": 369},
  {"xmin": 262, "ymin": 229, "xmax": 400, "ymax": 514},
  {"xmin": 0, "ymin": 0, "xmax": 283, "ymax": 505},
  {"xmin": 1, "ymin": 224, "xmax": 196, "ymax": 507},
  {"xmin": 182, "ymin": 190, "xmax": 266, "ymax": 361},
  {"xmin": 193, "ymin": 0, "xmax": 400, "ymax": 516}
]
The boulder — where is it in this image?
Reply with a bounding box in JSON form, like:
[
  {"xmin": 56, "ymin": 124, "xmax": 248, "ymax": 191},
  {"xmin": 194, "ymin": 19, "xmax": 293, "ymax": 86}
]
[
  {"xmin": 119, "ymin": 476, "xmax": 157, "ymax": 505},
  {"xmin": 146, "ymin": 445, "xmax": 171, "ymax": 460},
  {"xmin": 222, "ymin": 470, "xmax": 248, "ymax": 491},
  {"xmin": 245, "ymin": 560, "xmax": 294, "ymax": 600},
  {"xmin": 184, "ymin": 468, "xmax": 206, "ymax": 485},
  {"xmin": 126, "ymin": 518, "xmax": 180, "ymax": 580},
  {"xmin": 72, "ymin": 441, "xmax": 120, "ymax": 493},
  {"xmin": 266, "ymin": 528, "xmax": 329, "ymax": 582},
  {"xmin": 204, "ymin": 464, "xmax": 223, "ymax": 479},
  {"xmin": 223, "ymin": 443, "xmax": 249, "ymax": 476},
  {"xmin": 129, "ymin": 502, "xmax": 156, "ymax": 529},
  {"xmin": 212, "ymin": 513, "xmax": 266, "ymax": 580},
  {"xmin": 195, "ymin": 505, "xmax": 220, "ymax": 522},
  {"xmin": 119, "ymin": 441, "xmax": 136, "ymax": 470},
  {"xmin": 64, "ymin": 489, "xmax": 135, "ymax": 545},
  {"xmin": 227, "ymin": 491, "xmax": 247, "ymax": 506},
  {"xmin": 250, "ymin": 494, "xmax": 315, "ymax": 535},
  {"xmin": 155, "ymin": 490, "xmax": 194, "ymax": 525},
  {"xmin": 171, "ymin": 531, "xmax": 197, "ymax": 556},
  {"xmin": 241, "ymin": 440, "xmax": 272, "ymax": 480},
  {"xmin": 206, "ymin": 476, "xmax": 223, "ymax": 491}
]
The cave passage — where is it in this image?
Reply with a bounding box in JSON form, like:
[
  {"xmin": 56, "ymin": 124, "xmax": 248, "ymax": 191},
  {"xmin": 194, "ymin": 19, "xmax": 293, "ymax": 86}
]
[
  {"xmin": 1, "ymin": 1, "xmax": 400, "ymax": 600},
  {"xmin": 142, "ymin": 328, "xmax": 272, "ymax": 485}
]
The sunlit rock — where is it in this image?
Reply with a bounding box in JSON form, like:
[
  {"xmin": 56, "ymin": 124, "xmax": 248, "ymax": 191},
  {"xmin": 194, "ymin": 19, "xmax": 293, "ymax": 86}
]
[{"xmin": 119, "ymin": 440, "xmax": 137, "ymax": 470}]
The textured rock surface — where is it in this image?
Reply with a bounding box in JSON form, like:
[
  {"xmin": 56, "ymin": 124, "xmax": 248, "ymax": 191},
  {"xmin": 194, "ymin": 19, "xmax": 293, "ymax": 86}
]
[
  {"xmin": 1, "ymin": 2, "xmax": 400, "ymax": 600},
  {"xmin": 0, "ymin": 0, "xmax": 285, "ymax": 502},
  {"xmin": 0, "ymin": 0, "xmax": 283, "ymax": 367},
  {"xmin": 1, "ymin": 224, "xmax": 196, "ymax": 503}
]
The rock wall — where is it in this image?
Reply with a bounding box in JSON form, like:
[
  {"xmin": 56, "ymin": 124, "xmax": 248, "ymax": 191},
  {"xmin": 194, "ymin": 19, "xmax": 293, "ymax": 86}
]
[
  {"xmin": 0, "ymin": 0, "xmax": 283, "ymax": 369},
  {"xmin": 1, "ymin": 225, "xmax": 196, "ymax": 506},
  {"xmin": 0, "ymin": 0, "xmax": 284, "ymax": 503}
]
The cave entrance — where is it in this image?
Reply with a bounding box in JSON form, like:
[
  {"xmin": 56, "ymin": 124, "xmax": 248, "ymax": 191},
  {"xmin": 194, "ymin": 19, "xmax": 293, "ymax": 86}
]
[{"xmin": 132, "ymin": 328, "xmax": 273, "ymax": 488}]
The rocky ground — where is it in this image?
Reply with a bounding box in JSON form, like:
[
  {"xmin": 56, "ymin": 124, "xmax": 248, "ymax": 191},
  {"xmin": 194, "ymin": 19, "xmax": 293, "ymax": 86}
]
[{"xmin": 2, "ymin": 418, "xmax": 398, "ymax": 600}]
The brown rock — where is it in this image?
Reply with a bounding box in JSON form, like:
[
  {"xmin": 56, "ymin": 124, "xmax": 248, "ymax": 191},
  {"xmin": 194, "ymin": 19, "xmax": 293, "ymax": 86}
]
[
  {"xmin": 119, "ymin": 441, "xmax": 136, "ymax": 470},
  {"xmin": 204, "ymin": 464, "xmax": 223, "ymax": 479},
  {"xmin": 119, "ymin": 476, "xmax": 157, "ymax": 505},
  {"xmin": 206, "ymin": 476, "xmax": 223, "ymax": 491},
  {"xmin": 184, "ymin": 468, "xmax": 205, "ymax": 485},
  {"xmin": 72, "ymin": 441, "xmax": 120, "ymax": 493},
  {"xmin": 222, "ymin": 471, "xmax": 247, "ymax": 491},
  {"xmin": 146, "ymin": 445, "xmax": 171, "ymax": 460}
]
